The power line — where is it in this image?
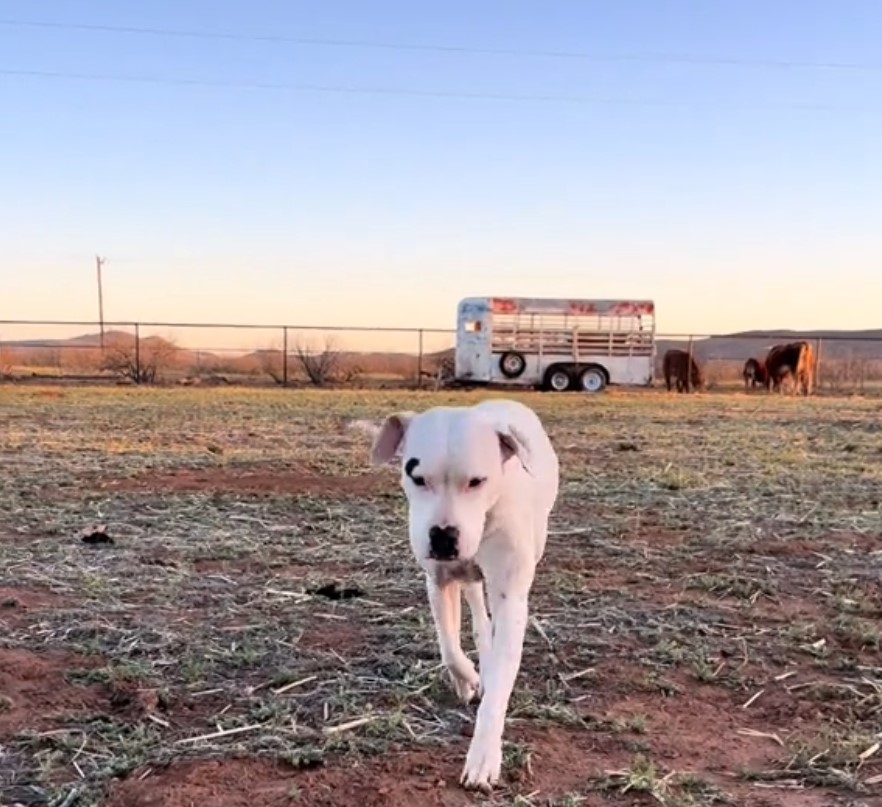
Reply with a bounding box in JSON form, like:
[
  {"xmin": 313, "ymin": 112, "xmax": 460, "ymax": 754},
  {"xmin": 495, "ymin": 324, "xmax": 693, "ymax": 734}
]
[
  {"xmin": 2, "ymin": 17, "xmax": 881, "ymax": 72},
  {"xmin": 0, "ymin": 67, "xmax": 866, "ymax": 112}
]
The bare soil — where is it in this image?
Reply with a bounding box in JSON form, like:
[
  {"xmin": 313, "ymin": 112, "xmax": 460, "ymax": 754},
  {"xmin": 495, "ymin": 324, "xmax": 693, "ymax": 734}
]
[{"xmin": 1, "ymin": 387, "xmax": 880, "ymax": 807}]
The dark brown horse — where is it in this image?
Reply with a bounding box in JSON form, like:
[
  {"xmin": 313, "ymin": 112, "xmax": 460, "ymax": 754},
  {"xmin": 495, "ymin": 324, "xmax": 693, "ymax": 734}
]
[
  {"xmin": 742, "ymin": 357, "xmax": 769, "ymax": 391},
  {"xmin": 765, "ymin": 341, "xmax": 816, "ymax": 395},
  {"xmin": 663, "ymin": 348, "xmax": 703, "ymax": 393}
]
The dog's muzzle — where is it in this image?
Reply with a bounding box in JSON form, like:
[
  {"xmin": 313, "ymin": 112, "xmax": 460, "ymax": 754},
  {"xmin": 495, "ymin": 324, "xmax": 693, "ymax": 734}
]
[{"xmin": 428, "ymin": 524, "xmax": 459, "ymax": 561}]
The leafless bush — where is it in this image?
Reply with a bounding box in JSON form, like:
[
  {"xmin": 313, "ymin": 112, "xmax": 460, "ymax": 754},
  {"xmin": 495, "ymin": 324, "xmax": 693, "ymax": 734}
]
[
  {"xmin": 102, "ymin": 336, "xmax": 177, "ymax": 384},
  {"xmin": 294, "ymin": 337, "xmax": 345, "ymax": 387}
]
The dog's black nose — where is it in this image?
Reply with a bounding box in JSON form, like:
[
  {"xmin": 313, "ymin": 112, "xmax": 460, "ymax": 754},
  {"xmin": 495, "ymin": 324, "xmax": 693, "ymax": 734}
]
[{"xmin": 429, "ymin": 525, "xmax": 459, "ymax": 560}]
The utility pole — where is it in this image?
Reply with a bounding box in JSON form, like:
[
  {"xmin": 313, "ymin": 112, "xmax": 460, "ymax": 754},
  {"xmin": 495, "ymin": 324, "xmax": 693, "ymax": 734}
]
[{"xmin": 96, "ymin": 255, "xmax": 106, "ymax": 350}]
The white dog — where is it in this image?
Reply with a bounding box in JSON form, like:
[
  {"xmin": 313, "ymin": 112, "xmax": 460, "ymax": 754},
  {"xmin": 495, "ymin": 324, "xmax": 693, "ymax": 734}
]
[{"xmin": 369, "ymin": 398, "xmax": 559, "ymax": 790}]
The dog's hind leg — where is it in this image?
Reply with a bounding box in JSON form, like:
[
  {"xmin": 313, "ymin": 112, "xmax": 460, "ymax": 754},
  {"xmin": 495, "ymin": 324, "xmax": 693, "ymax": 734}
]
[{"xmin": 426, "ymin": 576, "xmax": 480, "ymax": 704}]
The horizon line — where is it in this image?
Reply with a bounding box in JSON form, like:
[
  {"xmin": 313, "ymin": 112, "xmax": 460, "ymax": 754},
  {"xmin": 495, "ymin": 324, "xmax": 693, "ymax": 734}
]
[{"xmin": 2, "ymin": 319, "xmax": 882, "ymax": 344}]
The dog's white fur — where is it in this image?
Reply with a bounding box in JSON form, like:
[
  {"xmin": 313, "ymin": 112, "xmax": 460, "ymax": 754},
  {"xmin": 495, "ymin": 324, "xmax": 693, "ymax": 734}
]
[{"xmin": 370, "ymin": 399, "xmax": 559, "ymax": 790}]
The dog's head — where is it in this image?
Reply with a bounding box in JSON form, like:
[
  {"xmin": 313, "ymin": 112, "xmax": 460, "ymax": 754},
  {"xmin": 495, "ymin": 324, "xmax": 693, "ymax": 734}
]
[{"xmin": 370, "ymin": 406, "xmax": 529, "ymax": 564}]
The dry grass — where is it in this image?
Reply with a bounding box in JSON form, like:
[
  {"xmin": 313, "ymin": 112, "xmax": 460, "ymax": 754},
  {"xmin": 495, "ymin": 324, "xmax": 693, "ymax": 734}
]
[{"xmin": 1, "ymin": 386, "xmax": 880, "ymax": 807}]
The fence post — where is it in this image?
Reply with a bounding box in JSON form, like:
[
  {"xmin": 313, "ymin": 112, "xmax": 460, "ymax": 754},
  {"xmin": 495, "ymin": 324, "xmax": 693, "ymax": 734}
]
[
  {"xmin": 815, "ymin": 338, "xmax": 822, "ymax": 394},
  {"xmin": 134, "ymin": 323, "xmax": 141, "ymax": 384},
  {"xmin": 282, "ymin": 326, "xmax": 289, "ymax": 388},
  {"xmin": 417, "ymin": 329, "xmax": 424, "ymax": 389},
  {"xmin": 686, "ymin": 335, "xmax": 694, "ymax": 393}
]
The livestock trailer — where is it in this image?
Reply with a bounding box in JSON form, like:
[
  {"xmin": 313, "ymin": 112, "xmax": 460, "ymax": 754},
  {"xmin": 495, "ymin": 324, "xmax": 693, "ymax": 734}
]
[{"xmin": 454, "ymin": 296, "xmax": 656, "ymax": 392}]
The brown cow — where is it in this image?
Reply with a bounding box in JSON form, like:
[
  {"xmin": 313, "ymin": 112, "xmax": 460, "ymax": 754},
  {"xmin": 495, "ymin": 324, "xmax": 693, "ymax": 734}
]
[
  {"xmin": 663, "ymin": 348, "xmax": 703, "ymax": 393},
  {"xmin": 742, "ymin": 357, "xmax": 769, "ymax": 391},
  {"xmin": 765, "ymin": 341, "xmax": 815, "ymax": 395}
]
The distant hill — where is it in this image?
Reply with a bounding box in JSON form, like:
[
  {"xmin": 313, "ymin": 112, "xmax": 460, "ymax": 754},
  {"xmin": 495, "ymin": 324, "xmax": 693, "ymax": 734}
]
[{"xmin": 3, "ymin": 329, "xmax": 136, "ymax": 349}]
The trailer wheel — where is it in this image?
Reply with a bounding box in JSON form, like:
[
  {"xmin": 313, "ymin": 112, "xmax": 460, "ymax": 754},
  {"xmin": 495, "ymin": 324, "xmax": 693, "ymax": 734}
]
[
  {"xmin": 498, "ymin": 351, "xmax": 526, "ymax": 379},
  {"xmin": 544, "ymin": 366, "xmax": 573, "ymax": 392},
  {"xmin": 578, "ymin": 366, "xmax": 608, "ymax": 393}
]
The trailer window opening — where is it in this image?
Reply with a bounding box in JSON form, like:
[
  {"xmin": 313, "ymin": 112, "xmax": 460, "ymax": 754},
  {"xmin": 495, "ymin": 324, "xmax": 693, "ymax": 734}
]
[{"xmin": 464, "ymin": 320, "xmax": 482, "ymax": 332}]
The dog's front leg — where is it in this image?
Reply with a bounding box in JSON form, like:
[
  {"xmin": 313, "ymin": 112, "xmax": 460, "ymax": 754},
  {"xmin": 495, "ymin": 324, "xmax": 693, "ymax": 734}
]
[
  {"xmin": 425, "ymin": 575, "xmax": 480, "ymax": 704},
  {"xmin": 463, "ymin": 580, "xmax": 491, "ymax": 694},
  {"xmin": 460, "ymin": 569, "xmax": 532, "ymax": 790}
]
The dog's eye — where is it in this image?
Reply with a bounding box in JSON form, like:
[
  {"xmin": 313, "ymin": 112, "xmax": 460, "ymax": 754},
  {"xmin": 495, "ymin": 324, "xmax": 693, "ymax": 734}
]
[
  {"xmin": 411, "ymin": 475, "xmax": 426, "ymax": 487},
  {"xmin": 468, "ymin": 477, "xmax": 485, "ymax": 489}
]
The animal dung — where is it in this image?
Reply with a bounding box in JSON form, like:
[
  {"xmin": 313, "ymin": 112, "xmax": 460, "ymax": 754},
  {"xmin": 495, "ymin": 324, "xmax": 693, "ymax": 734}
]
[
  {"xmin": 309, "ymin": 582, "xmax": 364, "ymax": 600},
  {"xmin": 81, "ymin": 525, "xmax": 114, "ymax": 545}
]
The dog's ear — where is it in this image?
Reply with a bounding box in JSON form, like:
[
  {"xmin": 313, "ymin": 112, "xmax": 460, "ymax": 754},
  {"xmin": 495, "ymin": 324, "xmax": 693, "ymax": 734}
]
[
  {"xmin": 496, "ymin": 424, "xmax": 532, "ymax": 474},
  {"xmin": 370, "ymin": 412, "xmax": 415, "ymax": 466}
]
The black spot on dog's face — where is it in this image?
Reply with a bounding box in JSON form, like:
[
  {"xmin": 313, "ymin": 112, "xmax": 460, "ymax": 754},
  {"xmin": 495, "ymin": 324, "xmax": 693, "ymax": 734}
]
[{"xmin": 404, "ymin": 457, "xmax": 426, "ymax": 487}]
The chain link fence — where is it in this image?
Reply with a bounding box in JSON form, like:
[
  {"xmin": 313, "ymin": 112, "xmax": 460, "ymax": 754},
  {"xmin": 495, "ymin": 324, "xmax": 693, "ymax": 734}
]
[
  {"xmin": 1, "ymin": 320, "xmax": 880, "ymax": 395},
  {"xmin": 0, "ymin": 320, "xmax": 456, "ymax": 390}
]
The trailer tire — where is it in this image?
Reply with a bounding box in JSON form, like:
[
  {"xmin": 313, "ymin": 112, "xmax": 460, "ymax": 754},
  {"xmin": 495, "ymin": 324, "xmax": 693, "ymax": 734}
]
[
  {"xmin": 578, "ymin": 365, "xmax": 608, "ymax": 393},
  {"xmin": 543, "ymin": 365, "xmax": 574, "ymax": 392},
  {"xmin": 498, "ymin": 351, "xmax": 527, "ymax": 379}
]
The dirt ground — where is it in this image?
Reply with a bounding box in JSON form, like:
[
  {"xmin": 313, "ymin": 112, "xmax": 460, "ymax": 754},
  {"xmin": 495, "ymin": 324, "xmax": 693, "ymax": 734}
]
[{"xmin": 1, "ymin": 386, "xmax": 880, "ymax": 807}]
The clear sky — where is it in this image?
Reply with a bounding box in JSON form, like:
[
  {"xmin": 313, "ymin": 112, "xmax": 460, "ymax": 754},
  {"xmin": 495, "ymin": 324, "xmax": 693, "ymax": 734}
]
[{"xmin": 2, "ymin": 0, "xmax": 881, "ymax": 348}]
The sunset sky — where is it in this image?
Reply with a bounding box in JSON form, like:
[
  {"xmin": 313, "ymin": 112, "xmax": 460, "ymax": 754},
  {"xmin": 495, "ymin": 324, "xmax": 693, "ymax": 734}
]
[{"xmin": 2, "ymin": 0, "xmax": 881, "ymax": 351}]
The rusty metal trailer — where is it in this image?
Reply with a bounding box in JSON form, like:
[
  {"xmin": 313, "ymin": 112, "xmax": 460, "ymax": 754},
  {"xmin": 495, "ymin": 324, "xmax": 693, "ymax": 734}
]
[{"xmin": 454, "ymin": 296, "xmax": 656, "ymax": 392}]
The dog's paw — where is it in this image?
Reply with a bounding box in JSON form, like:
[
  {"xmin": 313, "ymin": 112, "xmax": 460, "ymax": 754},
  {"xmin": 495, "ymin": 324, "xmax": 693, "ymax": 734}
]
[
  {"xmin": 447, "ymin": 666, "xmax": 480, "ymax": 704},
  {"xmin": 460, "ymin": 737, "xmax": 502, "ymax": 791},
  {"xmin": 445, "ymin": 654, "xmax": 480, "ymax": 704}
]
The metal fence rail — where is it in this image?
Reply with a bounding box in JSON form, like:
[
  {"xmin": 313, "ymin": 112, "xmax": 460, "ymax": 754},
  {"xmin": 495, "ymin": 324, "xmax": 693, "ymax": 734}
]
[{"xmin": 1, "ymin": 319, "xmax": 881, "ymax": 394}]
